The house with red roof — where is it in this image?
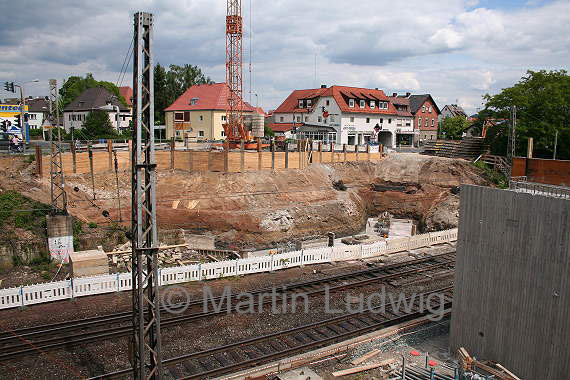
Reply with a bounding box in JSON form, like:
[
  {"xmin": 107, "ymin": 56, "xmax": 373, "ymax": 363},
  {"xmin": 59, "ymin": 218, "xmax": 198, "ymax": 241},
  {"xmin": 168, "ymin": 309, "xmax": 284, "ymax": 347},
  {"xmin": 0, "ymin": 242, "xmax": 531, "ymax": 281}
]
[
  {"xmin": 270, "ymin": 85, "xmax": 415, "ymax": 147},
  {"xmin": 164, "ymin": 83, "xmax": 256, "ymax": 140},
  {"xmin": 118, "ymin": 86, "xmax": 133, "ymax": 112}
]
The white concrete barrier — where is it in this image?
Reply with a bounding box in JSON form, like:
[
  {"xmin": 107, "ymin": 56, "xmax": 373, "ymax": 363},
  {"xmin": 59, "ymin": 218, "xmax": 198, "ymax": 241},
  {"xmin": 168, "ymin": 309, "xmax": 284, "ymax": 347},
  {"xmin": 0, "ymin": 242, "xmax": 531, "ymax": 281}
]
[{"xmin": 0, "ymin": 228, "xmax": 458, "ymax": 310}]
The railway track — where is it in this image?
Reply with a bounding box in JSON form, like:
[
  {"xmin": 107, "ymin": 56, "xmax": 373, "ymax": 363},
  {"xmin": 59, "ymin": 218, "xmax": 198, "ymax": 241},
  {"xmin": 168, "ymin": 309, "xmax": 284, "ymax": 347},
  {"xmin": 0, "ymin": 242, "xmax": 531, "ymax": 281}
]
[
  {"xmin": 0, "ymin": 251, "xmax": 455, "ymax": 361},
  {"xmin": 94, "ymin": 286, "xmax": 454, "ymax": 379}
]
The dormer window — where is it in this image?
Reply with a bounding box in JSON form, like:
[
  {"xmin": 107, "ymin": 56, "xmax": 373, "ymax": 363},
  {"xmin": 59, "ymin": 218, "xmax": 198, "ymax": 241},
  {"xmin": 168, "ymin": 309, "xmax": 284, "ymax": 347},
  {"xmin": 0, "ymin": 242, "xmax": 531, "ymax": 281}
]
[
  {"xmin": 360, "ymin": 100, "xmax": 365, "ymax": 108},
  {"xmin": 298, "ymin": 99, "xmax": 304, "ymax": 108},
  {"xmin": 307, "ymin": 99, "xmax": 312, "ymax": 107},
  {"xmin": 190, "ymin": 97, "xmax": 199, "ymax": 105},
  {"xmin": 349, "ymin": 99, "xmax": 355, "ymax": 107},
  {"xmin": 370, "ymin": 101, "xmax": 375, "ymax": 109}
]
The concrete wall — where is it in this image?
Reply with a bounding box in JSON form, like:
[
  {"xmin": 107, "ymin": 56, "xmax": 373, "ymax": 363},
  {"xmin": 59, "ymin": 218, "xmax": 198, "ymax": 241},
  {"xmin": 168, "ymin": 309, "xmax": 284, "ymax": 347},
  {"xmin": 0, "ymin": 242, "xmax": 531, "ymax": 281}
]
[
  {"xmin": 450, "ymin": 185, "xmax": 570, "ymax": 379},
  {"xmin": 512, "ymin": 157, "xmax": 570, "ymax": 186}
]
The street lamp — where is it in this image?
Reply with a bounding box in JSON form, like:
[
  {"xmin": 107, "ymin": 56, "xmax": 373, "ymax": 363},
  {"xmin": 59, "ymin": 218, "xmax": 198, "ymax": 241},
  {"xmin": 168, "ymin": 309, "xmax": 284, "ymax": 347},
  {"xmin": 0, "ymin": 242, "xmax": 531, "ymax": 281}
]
[{"xmin": 14, "ymin": 79, "xmax": 39, "ymax": 149}]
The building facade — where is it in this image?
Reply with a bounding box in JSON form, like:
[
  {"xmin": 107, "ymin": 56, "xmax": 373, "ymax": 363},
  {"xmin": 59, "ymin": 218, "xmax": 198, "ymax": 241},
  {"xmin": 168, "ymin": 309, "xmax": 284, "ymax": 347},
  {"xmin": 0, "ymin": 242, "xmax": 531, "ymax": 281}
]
[
  {"xmin": 26, "ymin": 97, "xmax": 50, "ymax": 130},
  {"xmin": 63, "ymin": 87, "xmax": 131, "ymax": 133},
  {"xmin": 271, "ymin": 86, "xmax": 415, "ymax": 147},
  {"xmin": 409, "ymin": 94, "xmax": 441, "ymax": 142},
  {"xmin": 440, "ymin": 104, "xmax": 467, "ymax": 120},
  {"xmin": 164, "ymin": 83, "xmax": 255, "ymax": 141}
]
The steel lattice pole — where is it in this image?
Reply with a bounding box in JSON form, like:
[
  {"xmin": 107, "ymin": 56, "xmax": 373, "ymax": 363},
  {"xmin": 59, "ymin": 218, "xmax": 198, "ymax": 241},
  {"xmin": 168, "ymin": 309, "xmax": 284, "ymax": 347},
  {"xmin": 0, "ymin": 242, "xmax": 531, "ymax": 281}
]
[
  {"xmin": 226, "ymin": 0, "xmax": 244, "ymax": 141},
  {"xmin": 49, "ymin": 79, "xmax": 67, "ymax": 214},
  {"xmin": 132, "ymin": 12, "xmax": 162, "ymax": 380}
]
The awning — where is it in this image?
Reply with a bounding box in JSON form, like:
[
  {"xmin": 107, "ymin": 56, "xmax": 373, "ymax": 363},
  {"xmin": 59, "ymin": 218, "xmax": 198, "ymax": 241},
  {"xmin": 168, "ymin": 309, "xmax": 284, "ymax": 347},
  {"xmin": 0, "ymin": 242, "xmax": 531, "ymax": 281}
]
[{"xmin": 298, "ymin": 124, "xmax": 337, "ymax": 133}]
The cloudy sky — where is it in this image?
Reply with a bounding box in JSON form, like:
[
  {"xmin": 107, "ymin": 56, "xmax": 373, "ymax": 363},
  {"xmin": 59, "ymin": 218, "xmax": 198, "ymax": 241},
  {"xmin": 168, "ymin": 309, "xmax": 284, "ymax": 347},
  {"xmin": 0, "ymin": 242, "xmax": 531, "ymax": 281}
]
[{"xmin": 1, "ymin": 0, "xmax": 569, "ymax": 114}]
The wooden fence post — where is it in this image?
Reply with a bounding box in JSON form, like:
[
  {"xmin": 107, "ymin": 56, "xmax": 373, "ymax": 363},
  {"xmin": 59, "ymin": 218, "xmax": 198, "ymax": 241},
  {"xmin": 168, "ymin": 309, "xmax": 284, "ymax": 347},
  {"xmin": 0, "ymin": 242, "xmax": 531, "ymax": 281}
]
[
  {"xmin": 366, "ymin": 144, "xmax": 370, "ymax": 160},
  {"xmin": 331, "ymin": 142, "xmax": 335, "ymax": 163},
  {"xmin": 355, "ymin": 144, "xmax": 359, "ymax": 161},
  {"xmin": 170, "ymin": 137, "xmax": 175, "ymax": 169},
  {"xmin": 88, "ymin": 144, "xmax": 96, "ymax": 200},
  {"xmin": 70, "ymin": 142, "xmax": 77, "ymax": 173},
  {"xmin": 35, "ymin": 145, "xmax": 42, "ymax": 176},
  {"xmin": 107, "ymin": 140, "xmax": 113, "ymax": 171},
  {"xmin": 257, "ymin": 138, "xmax": 262, "ymax": 171},
  {"xmin": 207, "ymin": 149, "xmax": 213, "ymax": 172},
  {"xmin": 271, "ymin": 139, "xmax": 275, "ymax": 170},
  {"xmin": 240, "ymin": 139, "xmax": 245, "ymax": 172},
  {"xmin": 224, "ymin": 140, "xmax": 229, "ymax": 172},
  {"xmin": 318, "ymin": 142, "xmax": 323, "ymax": 163},
  {"xmin": 189, "ymin": 150, "xmax": 193, "ymax": 172},
  {"xmin": 285, "ymin": 142, "xmax": 289, "ymax": 169},
  {"xmin": 343, "ymin": 144, "xmax": 347, "ymax": 162}
]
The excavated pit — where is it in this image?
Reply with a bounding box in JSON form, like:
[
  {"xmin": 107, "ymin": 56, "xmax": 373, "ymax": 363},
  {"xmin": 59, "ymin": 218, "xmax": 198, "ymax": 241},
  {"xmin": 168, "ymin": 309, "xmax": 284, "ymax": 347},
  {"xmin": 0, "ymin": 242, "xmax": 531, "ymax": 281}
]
[{"xmin": 1, "ymin": 153, "xmax": 489, "ymax": 251}]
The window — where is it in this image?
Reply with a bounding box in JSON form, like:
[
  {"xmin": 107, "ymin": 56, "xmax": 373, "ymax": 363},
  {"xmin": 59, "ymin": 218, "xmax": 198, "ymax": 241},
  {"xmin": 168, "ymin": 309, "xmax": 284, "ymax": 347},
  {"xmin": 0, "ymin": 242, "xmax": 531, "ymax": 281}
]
[
  {"xmin": 222, "ymin": 115, "xmax": 227, "ymax": 121},
  {"xmin": 174, "ymin": 112, "xmax": 184, "ymax": 121},
  {"xmin": 360, "ymin": 100, "xmax": 365, "ymax": 108},
  {"xmin": 388, "ymin": 118, "xmax": 392, "ymax": 124},
  {"xmin": 296, "ymin": 116, "xmax": 301, "ymax": 122},
  {"xmin": 221, "ymin": 130, "xmax": 225, "ymax": 137},
  {"xmin": 349, "ymin": 99, "xmax": 355, "ymax": 107},
  {"xmin": 298, "ymin": 100, "xmax": 304, "ymax": 108},
  {"xmin": 305, "ymin": 116, "xmax": 309, "ymax": 122},
  {"xmin": 184, "ymin": 112, "xmax": 190, "ymax": 122},
  {"xmin": 418, "ymin": 118, "xmax": 422, "ymax": 127},
  {"xmin": 199, "ymin": 115, "xmax": 203, "ymax": 121},
  {"xmin": 380, "ymin": 118, "xmax": 383, "ymax": 123},
  {"xmin": 431, "ymin": 118, "xmax": 435, "ymax": 127},
  {"xmin": 318, "ymin": 116, "xmax": 322, "ymax": 122},
  {"xmin": 68, "ymin": 114, "xmax": 72, "ymax": 121},
  {"xmin": 370, "ymin": 101, "xmax": 375, "ymax": 109},
  {"xmin": 307, "ymin": 99, "xmax": 312, "ymax": 107},
  {"xmin": 280, "ymin": 116, "xmax": 284, "ymax": 122},
  {"xmin": 326, "ymin": 100, "xmax": 330, "ymax": 106},
  {"xmin": 190, "ymin": 97, "xmax": 199, "ymax": 105},
  {"xmin": 429, "ymin": 106, "xmax": 432, "ymax": 113},
  {"xmin": 198, "ymin": 130, "xmax": 204, "ymax": 137},
  {"xmin": 350, "ymin": 117, "xmax": 355, "ymax": 122},
  {"xmin": 366, "ymin": 118, "xmax": 370, "ymax": 123},
  {"xmin": 397, "ymin": 119, "xmax": 402, "ymax": 126},
  {"xmin": 384, "ymin": 102, "xmax": 389, "ymax": 109},
  {"xmin": 324, "ymin": 119, "xmax": 327, "ymax": 124},
  {"xmin": 422, "ymin": 106, "xmax": 426, "ymax": 113}
]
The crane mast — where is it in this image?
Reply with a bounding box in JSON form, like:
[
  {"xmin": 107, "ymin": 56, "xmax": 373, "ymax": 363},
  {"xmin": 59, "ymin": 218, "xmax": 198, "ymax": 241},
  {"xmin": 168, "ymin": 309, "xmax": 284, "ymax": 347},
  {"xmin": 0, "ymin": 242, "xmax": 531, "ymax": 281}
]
[{"xmin": 224, "ymin": 0, "xmax": 247, "ymax": 143}]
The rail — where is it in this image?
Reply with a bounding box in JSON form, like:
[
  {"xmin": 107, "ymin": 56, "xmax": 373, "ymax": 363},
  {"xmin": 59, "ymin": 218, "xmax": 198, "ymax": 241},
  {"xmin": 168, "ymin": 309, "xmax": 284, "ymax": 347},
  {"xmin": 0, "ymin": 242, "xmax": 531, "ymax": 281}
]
[
  {"xmin": 0, "ymin": 228, "xmax": 457, "ymax": 310},
  {"xmin": 510, "ymin": 180, "xmax": 570, "ymax": 199}
]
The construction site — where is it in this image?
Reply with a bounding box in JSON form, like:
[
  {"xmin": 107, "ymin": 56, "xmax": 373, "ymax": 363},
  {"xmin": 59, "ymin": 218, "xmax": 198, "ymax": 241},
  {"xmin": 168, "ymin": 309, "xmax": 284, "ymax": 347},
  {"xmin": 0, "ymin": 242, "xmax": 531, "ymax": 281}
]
[{"xmin": 1, "ymin": 2, "xmax": 570, "ymax": 380}]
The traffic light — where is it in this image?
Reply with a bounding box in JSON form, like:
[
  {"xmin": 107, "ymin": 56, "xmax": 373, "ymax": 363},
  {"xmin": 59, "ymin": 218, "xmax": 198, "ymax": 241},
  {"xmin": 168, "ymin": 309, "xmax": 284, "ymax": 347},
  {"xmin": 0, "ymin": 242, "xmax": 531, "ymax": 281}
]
[
  {"xmin": 3, "ymin": 82, "xmax": 15, "ymax": 93},
  {"xmin": 15, "ymin": 114, "xmax": 21, "ymax": 128}
]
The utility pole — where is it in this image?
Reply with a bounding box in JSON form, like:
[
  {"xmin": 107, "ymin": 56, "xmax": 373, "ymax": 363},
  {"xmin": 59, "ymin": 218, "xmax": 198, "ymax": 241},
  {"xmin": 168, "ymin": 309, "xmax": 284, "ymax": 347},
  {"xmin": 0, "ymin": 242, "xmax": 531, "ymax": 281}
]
[
  {"xmin": 553, "ymin": 129, "xmax": 558, "ymax": 160},
  {"xmin": 49, "ymin": 79, "xmax": 67, "ymax": 214},
  {"xmin": 508, "ymin": 105, "xmax": 517, "ymax": 173},
  {"xmin": 131, "ymin": 12, "xmax": 162, "ymax": 380}
]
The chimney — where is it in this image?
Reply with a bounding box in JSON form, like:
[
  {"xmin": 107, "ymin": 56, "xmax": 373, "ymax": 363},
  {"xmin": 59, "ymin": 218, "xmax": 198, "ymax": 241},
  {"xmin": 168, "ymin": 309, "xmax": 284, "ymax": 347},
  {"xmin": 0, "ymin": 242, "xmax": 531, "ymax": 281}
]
[
  {"xmin": 406, "ymin": 92, "xmax": 411, "ymax": 97},
  {"xmin": 392, "ymin": 93, "xmax": 397, "ymax": 97},
  {"xmin": 321, "ymin": 84, "xmax": 327, "ymax": 89},
  {"xmin": 375, "ymin": 88, "xmax": 379, "ymax": 90}
]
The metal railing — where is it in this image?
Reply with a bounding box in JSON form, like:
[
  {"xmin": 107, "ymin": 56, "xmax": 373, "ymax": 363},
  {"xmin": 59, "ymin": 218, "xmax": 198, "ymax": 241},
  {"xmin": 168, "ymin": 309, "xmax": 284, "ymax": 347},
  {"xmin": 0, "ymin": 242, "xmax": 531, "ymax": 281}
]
[{"xmin": 510, "ymin": 180, "xmax": 570, "ymax": 199}]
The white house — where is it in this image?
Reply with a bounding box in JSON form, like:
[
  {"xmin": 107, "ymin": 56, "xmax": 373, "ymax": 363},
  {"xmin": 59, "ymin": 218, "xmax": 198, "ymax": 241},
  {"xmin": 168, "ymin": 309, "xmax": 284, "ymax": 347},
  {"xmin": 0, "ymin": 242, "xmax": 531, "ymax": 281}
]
[
  {"xmin": 26, "ymin": 97, "xmax": 50, "ymax": 130},
  {"xmin": 63, "ymin": 87, "xmax": 131, "ymax": 133},
  {"xmin": 270, "ymin": 85, "xmax": 415, "ymax": 147}
]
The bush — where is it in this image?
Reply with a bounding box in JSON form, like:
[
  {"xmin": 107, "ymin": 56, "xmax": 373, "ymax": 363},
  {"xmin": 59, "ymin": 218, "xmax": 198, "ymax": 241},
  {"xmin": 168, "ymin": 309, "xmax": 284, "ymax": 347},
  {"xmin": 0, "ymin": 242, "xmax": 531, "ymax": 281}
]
[
  {"xmin": 88, "ymin": 222, "xmax": 98, "ymax": 228},
  {"xmin": 473, "ymin": 161, "xmax": 509, "ymax": 189}
]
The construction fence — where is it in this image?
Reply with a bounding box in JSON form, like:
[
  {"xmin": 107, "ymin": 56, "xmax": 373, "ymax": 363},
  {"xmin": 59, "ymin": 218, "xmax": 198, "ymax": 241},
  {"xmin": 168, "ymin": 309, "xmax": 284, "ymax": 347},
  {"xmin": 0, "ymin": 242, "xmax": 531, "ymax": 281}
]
[
  {"xmin": 0, "ymin": 228, "xmax": 457, "ymax": 310},
  {"xmin": 35, "ymin": 140, "xmax": 383, "ymax": 177}
]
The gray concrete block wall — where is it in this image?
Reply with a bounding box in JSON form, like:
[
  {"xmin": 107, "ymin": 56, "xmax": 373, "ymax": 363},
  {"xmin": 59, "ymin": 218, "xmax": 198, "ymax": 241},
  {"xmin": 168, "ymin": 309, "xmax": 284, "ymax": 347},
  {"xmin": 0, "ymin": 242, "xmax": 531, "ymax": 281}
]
[{"xmin": 450, "ymin": 185, "xmax": 570, "ymax": 379}]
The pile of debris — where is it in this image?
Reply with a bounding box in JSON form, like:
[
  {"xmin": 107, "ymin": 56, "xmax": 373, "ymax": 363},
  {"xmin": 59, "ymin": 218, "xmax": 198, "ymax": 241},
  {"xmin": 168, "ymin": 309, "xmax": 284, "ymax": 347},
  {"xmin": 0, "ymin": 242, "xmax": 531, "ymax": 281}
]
[{"xmin": 108, "ymin": 241, "xmax": 205, "ymax": 271}]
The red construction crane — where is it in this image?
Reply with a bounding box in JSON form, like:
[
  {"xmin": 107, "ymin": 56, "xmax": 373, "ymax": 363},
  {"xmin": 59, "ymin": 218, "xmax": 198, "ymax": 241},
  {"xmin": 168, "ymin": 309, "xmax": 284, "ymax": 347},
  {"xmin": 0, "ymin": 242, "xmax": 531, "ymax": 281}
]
[{"xmin": 224, "ymin": 0, "xmax": 248, "ymax": 144}]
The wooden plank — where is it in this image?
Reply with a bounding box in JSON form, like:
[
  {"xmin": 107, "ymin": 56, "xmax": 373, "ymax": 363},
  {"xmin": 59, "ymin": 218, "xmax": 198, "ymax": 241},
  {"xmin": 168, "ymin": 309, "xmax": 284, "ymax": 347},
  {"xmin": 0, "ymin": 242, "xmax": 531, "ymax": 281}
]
[
  {"xmin": 351, "ymin": 349, "xmax": 381, "ymax": 365},
  {"xmin": 331, "ymin": 359, "xmax": 395, "ymax": 377}
]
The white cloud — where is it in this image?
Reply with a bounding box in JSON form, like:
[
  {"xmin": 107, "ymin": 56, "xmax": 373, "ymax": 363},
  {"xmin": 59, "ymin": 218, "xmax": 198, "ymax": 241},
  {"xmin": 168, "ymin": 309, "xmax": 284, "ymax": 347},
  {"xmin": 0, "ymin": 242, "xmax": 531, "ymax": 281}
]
[{"xmin": 0, "ymin": 0, "xmax": 569, "ymax": 115}]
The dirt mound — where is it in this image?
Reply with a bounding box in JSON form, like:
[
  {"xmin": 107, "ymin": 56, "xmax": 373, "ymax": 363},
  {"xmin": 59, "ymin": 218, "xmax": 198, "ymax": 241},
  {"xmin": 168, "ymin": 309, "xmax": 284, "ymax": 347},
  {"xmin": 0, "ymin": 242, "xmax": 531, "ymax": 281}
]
[{"xmin": 0, "ymin": 153, "xmax": 489, "ymax": 250}]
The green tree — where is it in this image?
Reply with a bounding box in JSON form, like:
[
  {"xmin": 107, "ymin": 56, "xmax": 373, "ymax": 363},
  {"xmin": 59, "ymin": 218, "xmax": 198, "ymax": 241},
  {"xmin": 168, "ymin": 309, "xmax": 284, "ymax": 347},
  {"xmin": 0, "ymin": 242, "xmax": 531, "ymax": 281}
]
[
  {"xmin": 440, "ymin": 116, "xmax": 469, "ymax": 140},
  {"xmin": 482, "ymin": 70, "xmax": 570, "ymax": 159},
  {"xmin": 59, "ymin": 74, "xmax": 127, "ymax": 111},
  {"xmin": 264, "ymin": 124, "xmax": 275, "ymax": 137},
  {"xmin": 82, "ymin": 110, "xmax": 117, "ymax": 139}
]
